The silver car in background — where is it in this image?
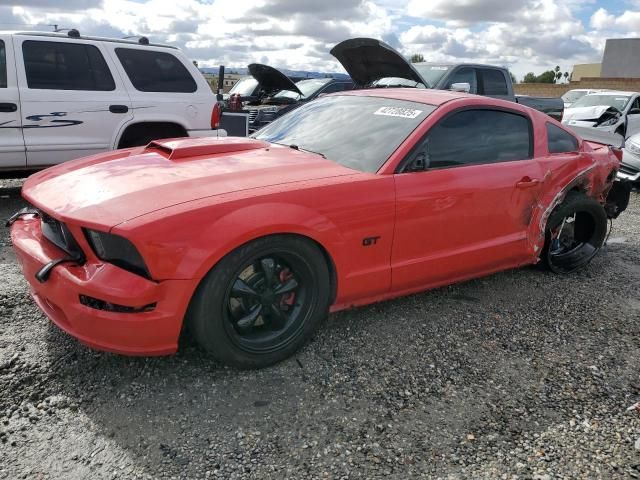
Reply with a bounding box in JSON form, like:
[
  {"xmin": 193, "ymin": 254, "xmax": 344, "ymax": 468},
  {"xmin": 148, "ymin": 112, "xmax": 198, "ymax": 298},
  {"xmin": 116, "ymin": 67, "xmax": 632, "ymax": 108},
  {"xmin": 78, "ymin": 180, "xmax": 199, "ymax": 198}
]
[
  {"xmin": 619, "ymin": 132, "xmax": 640, "ymax": 186},
  {"xmin": 562, "ymin": 91, "xmax": 640, "ymax": 138}
]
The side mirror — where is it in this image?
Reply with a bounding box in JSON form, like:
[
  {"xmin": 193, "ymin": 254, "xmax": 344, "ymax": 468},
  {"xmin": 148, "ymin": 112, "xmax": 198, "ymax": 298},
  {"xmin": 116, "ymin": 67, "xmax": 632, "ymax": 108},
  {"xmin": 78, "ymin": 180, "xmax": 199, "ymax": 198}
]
[
  {"xmin": 449, "ymin": 82, "xmax": 471, "ymax": 93},
  {"xmin": 408, "ymin": 153, "xmax": 427, "ymax": 172},
  {"xmin": 629, "ymin": 108, "xmax": 640, "ymax": 115}
]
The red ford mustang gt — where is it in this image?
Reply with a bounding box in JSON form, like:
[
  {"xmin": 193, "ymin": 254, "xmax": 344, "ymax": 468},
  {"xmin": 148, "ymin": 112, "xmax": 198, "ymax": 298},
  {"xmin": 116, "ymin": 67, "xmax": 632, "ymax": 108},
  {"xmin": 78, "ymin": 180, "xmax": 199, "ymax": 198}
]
[{"xmin": 9, "ymin": 89, "xmax": 629, "ymax": 368}]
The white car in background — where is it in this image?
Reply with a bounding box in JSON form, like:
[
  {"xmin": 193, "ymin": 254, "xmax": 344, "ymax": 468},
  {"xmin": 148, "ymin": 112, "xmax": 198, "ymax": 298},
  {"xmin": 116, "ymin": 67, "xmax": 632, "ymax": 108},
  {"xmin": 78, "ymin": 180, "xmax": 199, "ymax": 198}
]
[
  {"xmin": 619, "ymin": 132, "xmax": 640, "ymax": 186},
  {"xmin": 0, "ymin": 30, "xmax": 225, "ymax": 175},
  {"xmin": 562, "ymin": 91, "xmax": 640, "ymax": 138},
  {"xmin": 561, "ymin": 88, "xmax": 603, "ymax": 108}
]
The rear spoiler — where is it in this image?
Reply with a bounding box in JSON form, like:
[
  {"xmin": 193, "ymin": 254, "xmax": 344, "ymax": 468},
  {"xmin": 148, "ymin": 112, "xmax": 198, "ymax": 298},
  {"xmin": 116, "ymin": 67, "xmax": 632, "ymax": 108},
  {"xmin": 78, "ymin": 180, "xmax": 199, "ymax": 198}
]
[{"xmin": 568, "ymin": 125, "xmax": 625, "ymax": 149}]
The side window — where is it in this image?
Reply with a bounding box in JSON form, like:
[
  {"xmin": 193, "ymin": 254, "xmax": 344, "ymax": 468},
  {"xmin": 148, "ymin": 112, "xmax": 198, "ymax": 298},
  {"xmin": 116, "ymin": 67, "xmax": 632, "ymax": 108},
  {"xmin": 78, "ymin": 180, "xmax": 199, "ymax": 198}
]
[
  {"xmin": 336, "ymin": 82, "xmax": 354, "ymax": 91},
  {"xmin": 480, "ymin": 69, "xmax": 508, "ymax": 96},
  {"xmin": 115, "ymin": 48, "xmax": 197, "ymax": 93},
  {"xmin": 0, "ymin": 40, "xmax": 6, "ymax": 88},
  {"xmin": 22, "ymin": 40, "xmax": 115, "ymax": 91},
  {"xmin": 320, "ymin": 83, "xmax": 341, "ymax": 94},
  {"xmin": 409, "ymin": 109, "xmax": 531, "ymax": 170},
  {"xmin": 546, "ymin": 123, "xmax": 579, "ymax": 153},
  {"xmin": 630, "ymin": 97, "xmax": 640, "ymax": 113},
  {"xmin": 445, "ymin": 67, "xmax": 477, "ymax": 93}
]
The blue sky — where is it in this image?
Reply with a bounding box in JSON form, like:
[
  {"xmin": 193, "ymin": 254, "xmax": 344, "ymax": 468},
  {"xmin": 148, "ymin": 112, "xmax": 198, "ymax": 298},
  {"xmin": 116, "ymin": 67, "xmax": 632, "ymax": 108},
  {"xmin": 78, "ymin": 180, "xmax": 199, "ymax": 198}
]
[{"xmin": 2, "ymin": 0, "xmax": 640, "ymax": 80}]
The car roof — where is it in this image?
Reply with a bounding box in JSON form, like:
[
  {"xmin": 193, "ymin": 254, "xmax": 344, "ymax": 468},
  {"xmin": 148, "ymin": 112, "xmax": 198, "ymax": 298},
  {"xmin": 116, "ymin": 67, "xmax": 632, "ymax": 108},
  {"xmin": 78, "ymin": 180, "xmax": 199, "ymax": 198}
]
[
  {"xmin": 336, "ymin": 87, "xmax": 470, "ymax": 106},
  {"xmin": 2, "ymin": 30, "xmax": 176, "ymax": 49}
]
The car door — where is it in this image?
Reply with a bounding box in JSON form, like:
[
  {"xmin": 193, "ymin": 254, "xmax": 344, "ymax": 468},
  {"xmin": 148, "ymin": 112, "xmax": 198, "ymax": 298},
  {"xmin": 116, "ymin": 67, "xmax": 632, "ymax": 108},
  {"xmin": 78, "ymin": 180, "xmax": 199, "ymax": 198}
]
[
  {"xmin": 0, "ymin": 35, "xmax": 26, "ymax": 169},
  {"xmin": 625, "ymin": 96, "xmax": 640, "ymax": 137},
  {"xmin": 442, "ymin": 67, "xmax": 478, "ymax": 94},
  {"xmin": 391, "ymin": 107, "xmax": 543, "ymax": 291},
  {"xmin": 13, "ymin": 35, "xmax": 133, "ymax": 167}
]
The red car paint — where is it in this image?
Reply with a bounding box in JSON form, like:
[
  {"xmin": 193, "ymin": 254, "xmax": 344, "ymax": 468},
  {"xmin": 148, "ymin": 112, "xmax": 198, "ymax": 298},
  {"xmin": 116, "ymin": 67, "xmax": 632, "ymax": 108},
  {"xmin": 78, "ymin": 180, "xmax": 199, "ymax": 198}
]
[{"xmin": 10, "ymin": 89, "xmax": 620, "ymax": 356}]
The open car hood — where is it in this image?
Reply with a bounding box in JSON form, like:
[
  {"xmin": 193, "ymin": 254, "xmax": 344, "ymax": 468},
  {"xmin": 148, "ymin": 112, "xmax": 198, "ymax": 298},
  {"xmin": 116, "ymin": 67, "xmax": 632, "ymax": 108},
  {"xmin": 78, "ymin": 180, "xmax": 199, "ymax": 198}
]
[
  {"xmin": 330, "ymin": 37, "xmax": 425, "ymax": 87},
  {"xmin": 247, "ymin": 63, "xmax": 302, "ymax": 95}
]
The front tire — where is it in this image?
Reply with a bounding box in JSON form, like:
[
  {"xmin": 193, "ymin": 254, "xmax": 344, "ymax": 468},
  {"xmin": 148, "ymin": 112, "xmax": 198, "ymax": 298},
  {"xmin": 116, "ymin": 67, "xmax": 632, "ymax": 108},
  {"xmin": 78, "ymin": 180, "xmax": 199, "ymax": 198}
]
[
  {"xmin": 187, "ymin": 235, "xmax": 331, "ymax": 369},
  {"xmin": 542, "ymin": 191, "xmax": 608, "ymax": 273}
]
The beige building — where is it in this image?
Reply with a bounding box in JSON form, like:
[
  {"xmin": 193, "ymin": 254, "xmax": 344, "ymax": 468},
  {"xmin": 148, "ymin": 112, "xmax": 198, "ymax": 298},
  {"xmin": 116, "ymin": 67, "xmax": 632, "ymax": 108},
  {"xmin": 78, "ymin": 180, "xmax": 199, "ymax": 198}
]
[{"xmin": 571, "ymin": 63, "xmax": 602, "ymax": 81}]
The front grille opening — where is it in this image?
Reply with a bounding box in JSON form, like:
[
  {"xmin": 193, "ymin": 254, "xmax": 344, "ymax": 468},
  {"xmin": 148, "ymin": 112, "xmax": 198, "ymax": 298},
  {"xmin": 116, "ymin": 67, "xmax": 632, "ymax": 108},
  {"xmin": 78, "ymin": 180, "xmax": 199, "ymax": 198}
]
[{"xmin": 79, "ymin": 295, "xmax": 157, "ymax": 313}]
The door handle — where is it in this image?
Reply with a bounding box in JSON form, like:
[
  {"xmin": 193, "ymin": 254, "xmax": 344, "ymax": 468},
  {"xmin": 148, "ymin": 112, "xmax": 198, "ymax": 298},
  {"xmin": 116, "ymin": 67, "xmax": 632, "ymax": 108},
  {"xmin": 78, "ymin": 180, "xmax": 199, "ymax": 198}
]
[
  {"xmin": 516, "ymin": 177, "xmax": 540, "ymax": 189},
  {"xmin": 0, "ymin": 103, "xmax": 17, "ymax": 113},
  {"xmin": 109, "ymin": 105, "xmax": 129, "ymax": 114}
]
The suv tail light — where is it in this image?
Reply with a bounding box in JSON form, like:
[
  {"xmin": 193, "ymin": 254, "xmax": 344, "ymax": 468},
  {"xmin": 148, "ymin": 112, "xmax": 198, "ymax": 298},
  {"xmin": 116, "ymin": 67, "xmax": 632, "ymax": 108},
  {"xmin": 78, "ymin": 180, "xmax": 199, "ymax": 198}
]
[{"xmin": 211, "ymin": 103, "xmax": 221, "ymax": 129}]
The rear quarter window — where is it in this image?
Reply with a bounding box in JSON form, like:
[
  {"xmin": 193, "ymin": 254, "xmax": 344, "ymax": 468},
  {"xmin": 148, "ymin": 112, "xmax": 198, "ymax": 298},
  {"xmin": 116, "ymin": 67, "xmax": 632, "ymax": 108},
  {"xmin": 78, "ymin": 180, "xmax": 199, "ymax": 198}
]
[
  {"xmin": 546, "ymin": 123, "xmax": 579, "ymax": 153},
  {"xmin": 480, "ymin": 69, "xmax": 508, "ymax": 96},
  {"xmin": 115, "ymin": 48, "xmax": 197, "ymax": 93}
]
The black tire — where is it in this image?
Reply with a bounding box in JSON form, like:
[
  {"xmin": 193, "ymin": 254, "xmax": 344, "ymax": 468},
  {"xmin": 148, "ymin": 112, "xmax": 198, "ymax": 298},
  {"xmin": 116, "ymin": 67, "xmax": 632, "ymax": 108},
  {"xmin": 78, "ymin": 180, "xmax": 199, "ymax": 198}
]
[
  {"xmin": 542, "ymin": 191, "xmax": 608, "ymax": 273},
  {"xmin": 186, "ymin": 235, "xmax": 331, "ymax": 369}
]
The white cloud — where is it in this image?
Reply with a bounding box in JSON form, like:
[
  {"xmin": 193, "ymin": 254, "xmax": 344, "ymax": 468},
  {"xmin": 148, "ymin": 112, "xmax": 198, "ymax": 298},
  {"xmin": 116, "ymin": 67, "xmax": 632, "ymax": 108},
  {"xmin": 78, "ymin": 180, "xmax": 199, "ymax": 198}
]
[
  {"xmin": 1, "ymin": 0, "xmax": 638, "ymax": 79},
  {"xmin": 590, "ymin": 7, "xmax": 615, "ymax": 29}
]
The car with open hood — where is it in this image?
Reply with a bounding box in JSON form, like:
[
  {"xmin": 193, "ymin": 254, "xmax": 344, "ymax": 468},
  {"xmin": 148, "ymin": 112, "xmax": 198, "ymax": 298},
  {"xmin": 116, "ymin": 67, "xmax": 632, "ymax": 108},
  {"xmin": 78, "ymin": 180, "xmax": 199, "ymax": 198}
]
[
  {"xmin": 562, "ymin": 90, "xmax": 640, "ymax": 138},
  {"xmin": 330, "ymin": 37, "xmax": 564, "ymax": 121},
  {"xmin": 9, "ymin": 89, "xmax": 629, "ymax": 368},
  {"xmin": 239, "ymin": 63, "xmax": 353, "ymax": 133}
]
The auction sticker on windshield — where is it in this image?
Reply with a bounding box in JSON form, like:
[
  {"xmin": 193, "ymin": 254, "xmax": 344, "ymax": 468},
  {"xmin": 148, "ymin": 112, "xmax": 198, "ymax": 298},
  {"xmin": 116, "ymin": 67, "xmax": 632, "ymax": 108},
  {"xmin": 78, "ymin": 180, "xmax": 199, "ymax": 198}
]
[{"xmin": 374, "ymin": 106, "xmax": 423, "ymax": 119}]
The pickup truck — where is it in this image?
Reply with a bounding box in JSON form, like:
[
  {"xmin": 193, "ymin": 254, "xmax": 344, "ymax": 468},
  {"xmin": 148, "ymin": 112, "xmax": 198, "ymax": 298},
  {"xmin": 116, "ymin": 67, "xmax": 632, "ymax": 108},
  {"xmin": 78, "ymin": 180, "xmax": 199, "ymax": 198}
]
[{"xmin": 330, "ymin": 38, "xmax": 564, "ymax": 121}]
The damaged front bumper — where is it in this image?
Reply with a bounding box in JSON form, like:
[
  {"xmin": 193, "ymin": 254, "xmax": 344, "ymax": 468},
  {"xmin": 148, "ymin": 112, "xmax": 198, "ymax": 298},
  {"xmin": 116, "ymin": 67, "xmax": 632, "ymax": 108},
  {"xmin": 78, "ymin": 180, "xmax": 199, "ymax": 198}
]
[{"xmin": 9, "ymin": 214, "xmax": 197, "ymax": 356}]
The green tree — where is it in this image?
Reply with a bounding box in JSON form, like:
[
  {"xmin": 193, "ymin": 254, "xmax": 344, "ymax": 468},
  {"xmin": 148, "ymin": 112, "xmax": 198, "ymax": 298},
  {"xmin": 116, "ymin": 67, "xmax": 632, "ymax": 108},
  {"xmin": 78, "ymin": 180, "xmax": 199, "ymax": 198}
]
[
  {"xmin": 410, "ymin": 53, "xmax": 425, "ymax": 63},
  {"xmin": 537, "ymin": 70, "xmax": 556, "ymax": 83},
  {"xmin": 523, "ymin": 72, "xmax": 537, "ymax": 83}
]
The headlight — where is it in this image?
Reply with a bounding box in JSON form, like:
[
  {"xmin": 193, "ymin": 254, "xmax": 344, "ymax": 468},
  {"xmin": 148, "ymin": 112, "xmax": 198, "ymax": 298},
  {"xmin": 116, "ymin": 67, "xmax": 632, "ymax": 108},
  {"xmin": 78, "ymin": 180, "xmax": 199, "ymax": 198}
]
[
  {"xmin": 84, "ymin": 229, "xmax": 151, "ymax": 279},
  {"xmin": 626, "ymin": 141, "xmax": 640, "ymax": 156},
  {"xmin": 261, "ymin": 106, "xmax": 281, "ymax": 114}
]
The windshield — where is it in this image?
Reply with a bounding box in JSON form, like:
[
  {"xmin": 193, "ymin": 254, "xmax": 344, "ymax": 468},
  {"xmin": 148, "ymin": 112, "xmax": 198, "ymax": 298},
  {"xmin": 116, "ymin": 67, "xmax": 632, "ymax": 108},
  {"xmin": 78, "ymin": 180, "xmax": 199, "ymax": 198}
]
[
  {"xmin": 274, "ymin": 78, "xmax": 332, "ymax": 100},
  {"xmin": 253, "ymin": 95, "xmax": 435, "ymax": 172},
  {"xmin": 571, "ymin": 94, "xmax": 631, "ymax": 111},
  {"xmin": 562, "ymin": 90, "xmax": 589, "ymax": 104},
  {"xmin": 229, "ymin": 77, "xmax": 258, "ymax": 96},
  {"xmin": 413, "ymin": 64, "xmax": 451, "ymax": 87}
]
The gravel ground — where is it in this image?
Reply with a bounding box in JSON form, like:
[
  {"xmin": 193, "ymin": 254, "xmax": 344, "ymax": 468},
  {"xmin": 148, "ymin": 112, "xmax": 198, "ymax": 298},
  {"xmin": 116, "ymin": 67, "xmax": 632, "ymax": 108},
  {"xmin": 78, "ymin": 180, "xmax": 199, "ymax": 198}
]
[{"xmin": 1, "ymin": 178, "xmax": 639, "ymax": 479}]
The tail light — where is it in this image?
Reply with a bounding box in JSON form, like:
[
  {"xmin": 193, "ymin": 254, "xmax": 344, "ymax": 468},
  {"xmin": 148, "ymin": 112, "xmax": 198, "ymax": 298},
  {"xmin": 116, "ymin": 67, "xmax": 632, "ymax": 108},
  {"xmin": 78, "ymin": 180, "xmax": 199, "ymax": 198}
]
[
  {"xmin": 210, "ymin": 103, "xmax": 221, "ymax": 129},
  {"xmin": 611, "ymin": 146, "xmax": 623, "ymax": 162}
]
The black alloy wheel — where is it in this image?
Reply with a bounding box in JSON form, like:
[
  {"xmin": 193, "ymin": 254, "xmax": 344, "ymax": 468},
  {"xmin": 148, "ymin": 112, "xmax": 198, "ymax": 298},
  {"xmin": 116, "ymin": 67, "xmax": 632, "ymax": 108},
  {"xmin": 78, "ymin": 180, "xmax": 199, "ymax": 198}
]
[
  {"xmin": 187, "ymin": 235, "xmax": 331, "ymax": 369},
  {"xmin": 224, "ymin": 255, "xmax": 311, "ymax": 354}
]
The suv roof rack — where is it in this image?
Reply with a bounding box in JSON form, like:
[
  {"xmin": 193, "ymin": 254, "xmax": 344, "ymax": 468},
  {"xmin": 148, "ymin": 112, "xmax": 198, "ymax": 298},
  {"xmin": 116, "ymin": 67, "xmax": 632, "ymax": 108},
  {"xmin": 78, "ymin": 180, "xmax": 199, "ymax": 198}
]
[
  {"xmin": 122, "ymin": 35, "xmax": 150, "ymax": 45},
  {"xmin": 12, "ymin": 30, "xmax": 176, "ymax": 49}
]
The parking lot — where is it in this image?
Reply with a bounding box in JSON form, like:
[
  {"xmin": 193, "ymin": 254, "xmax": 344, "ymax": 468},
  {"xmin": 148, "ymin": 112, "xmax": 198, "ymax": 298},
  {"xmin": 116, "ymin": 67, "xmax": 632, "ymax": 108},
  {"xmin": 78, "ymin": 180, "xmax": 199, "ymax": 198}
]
[{"xmin": 0, "ymin": 178, "xmax": 638, "ymax": 479}]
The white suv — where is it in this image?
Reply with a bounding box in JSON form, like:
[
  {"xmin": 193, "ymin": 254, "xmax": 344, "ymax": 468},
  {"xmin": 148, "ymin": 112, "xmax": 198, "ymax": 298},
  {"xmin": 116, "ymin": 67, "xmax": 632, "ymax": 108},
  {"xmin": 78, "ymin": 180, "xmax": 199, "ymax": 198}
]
[{"xmin": 0, "ymin": 30, "xmax": 225, "ymax": 174}]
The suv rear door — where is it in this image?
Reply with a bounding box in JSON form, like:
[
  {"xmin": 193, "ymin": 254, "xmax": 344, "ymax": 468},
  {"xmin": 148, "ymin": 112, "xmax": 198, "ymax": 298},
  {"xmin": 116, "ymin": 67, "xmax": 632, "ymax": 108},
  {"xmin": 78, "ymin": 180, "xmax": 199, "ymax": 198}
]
[
  {"xmin": 0, "ymin": 35, "xmax": 25, "ymax": 170},
  {"xmin": 109, "ymin": 45, "xmax": 213, "ymax": 134},
  {"xmin": 13, "ymin": 34, "xmax": 133, "ymax": 167}
]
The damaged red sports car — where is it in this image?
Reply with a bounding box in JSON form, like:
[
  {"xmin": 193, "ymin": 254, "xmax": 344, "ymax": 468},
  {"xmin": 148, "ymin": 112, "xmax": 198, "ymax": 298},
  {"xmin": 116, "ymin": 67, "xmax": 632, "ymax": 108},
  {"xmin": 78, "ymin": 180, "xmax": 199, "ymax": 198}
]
[{"xmin": 9, "ymin": 89, "xmax": 630, "ymax": 368}]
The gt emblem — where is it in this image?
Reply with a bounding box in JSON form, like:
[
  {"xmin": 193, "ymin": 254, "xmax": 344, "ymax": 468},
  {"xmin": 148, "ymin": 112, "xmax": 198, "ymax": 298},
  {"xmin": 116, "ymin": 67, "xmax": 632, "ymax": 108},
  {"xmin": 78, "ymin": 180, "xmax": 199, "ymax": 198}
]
[{"xmin": 362, "ymin": 236, "xmax": 381, "ymax": 247}]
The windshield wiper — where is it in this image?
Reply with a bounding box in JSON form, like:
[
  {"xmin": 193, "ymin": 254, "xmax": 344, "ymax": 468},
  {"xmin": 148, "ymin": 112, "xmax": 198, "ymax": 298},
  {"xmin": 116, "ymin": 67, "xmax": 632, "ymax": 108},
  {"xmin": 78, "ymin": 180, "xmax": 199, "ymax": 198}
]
[
  {"xmin": 288, "ymin": 144, "xmax": 326, "ymax": 158},
  {"xmin": 268, "ymin": 141, "xmax": 326, "ymax": 159}
]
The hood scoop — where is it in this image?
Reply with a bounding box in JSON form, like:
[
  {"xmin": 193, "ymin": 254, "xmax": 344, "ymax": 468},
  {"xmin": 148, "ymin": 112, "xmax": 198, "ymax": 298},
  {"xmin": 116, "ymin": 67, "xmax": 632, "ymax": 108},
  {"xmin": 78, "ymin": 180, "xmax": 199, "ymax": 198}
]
[{"xmin": 145, "ymin": 137, "xmax": 270, "ymax": 160}]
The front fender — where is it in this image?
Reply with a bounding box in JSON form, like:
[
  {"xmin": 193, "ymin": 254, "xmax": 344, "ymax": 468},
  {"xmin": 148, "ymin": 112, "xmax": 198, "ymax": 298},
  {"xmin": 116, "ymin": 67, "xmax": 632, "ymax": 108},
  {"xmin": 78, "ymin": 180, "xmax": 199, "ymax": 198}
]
[{"xmin": 114, "ymin": 199, "xmax": 348, "ymax": 281}]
